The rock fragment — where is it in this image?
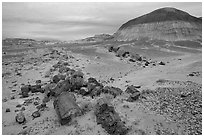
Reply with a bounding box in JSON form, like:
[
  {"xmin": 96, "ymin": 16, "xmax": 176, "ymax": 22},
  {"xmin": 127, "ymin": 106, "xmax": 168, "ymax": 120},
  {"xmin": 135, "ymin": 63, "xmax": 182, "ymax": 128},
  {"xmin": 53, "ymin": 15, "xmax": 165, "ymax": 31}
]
[
  {"xmin": 53, "ymin": 92, "xmax": 81, "ymax": 125},
  {"xmin": 6, "ymin": 108, "xmax": 10, "ymax": 112},
  {"xmin": 16, "ymin": 112, "xmax": 26, "ymax": 124},
  {"xmin": 94, "ymin": 101, "xmax": 128, "ymax": 135},
  {"xmin": 32, "ymin": 111, "xmax": 41, "ymax": 119}
]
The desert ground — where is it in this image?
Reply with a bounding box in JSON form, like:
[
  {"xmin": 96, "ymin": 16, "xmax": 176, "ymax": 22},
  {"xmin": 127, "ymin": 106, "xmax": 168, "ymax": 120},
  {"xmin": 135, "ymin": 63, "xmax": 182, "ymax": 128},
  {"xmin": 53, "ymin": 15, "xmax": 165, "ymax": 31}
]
[{"xmin": 2, "ymin": 40, "xmax": 202, "ymax": 135}]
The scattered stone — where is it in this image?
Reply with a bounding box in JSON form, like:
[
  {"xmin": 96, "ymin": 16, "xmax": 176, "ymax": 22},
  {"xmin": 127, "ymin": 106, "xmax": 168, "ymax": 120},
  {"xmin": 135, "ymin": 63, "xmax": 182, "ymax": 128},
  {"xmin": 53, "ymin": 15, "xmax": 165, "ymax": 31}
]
[
  {"xmin": 10, "ymin": 96, "xmax": 15, "ymax": 100},
  {"xmin": 2, "ymin": 98, "xmax": 8, "ymax": 102},
  {"xmin": 125, "ymin": 85, "xmax": 140, "ymax": 94},
  {"xmin": 159, "ymin": 61, "xmax": 165, "ymax": 65},
  {"xmin": 36, "ymin": 103, "xmax": 47, "ymax": 111},
  {"xmin": 145, "ymin": 61, "xmax": 150, "ymax": 66},
  {"xmin": 42, "ymin": 96, "xmax": 50, "ymax": 103},
  {"xmin": 32, "ymin": 111, "xmax": 41, "ymax": 119},
  {"xmin": 16, "ymin": 104, "xmax": 22, "ymax": 108},
  {"xmin": 21, "ymin": 107, "xmax": 26, "ymax": 111},
  {"xmin": 15, "ymin": 112, "xmax": 26, "ymax": 124},
  {"xmin": 72, "ymin": 70, "xmax": 84, "ymax": 78},
  {"xmin": 127, "ymin": 92, "xmax": 140, "ymax": 102},
  {"xmin": 129, "ymin": 58, "xmax": 136, "ymax": 62},
  {"xmin": 30, "ymin": 85, "xmax": 44, "ymax": 93},
  {"xmin": 21, "ymin": 85, "xmax": 30, "ymax": 98},
  {"xmin": 15, "ymin": 109, "xmax": 19, "ymax": 112},
  {"xmin": 6, "ymin": 108, "xmax": 11, "ymax": 112},
  {"xmin": 36, "ymin": 80, "xmax": 41, "ymax": 84},
  {"xmin": 33, "ymin": 101, "xmax": 39, "ymax": 106},
  {"xmin": 102, "ymin": 86, "xmax": 123, "ymax": 98},
  {"xmin": 53, "ymin": 75, "xmax": 60, "ymax": 83}
]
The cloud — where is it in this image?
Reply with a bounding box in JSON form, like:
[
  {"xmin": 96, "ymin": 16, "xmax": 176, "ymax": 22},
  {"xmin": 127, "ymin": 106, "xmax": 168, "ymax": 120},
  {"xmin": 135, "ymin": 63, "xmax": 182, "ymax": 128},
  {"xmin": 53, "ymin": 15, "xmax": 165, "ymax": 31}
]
[{"xmin": 2, "ymin": 2, "xmax": 202, "ymax": 41}]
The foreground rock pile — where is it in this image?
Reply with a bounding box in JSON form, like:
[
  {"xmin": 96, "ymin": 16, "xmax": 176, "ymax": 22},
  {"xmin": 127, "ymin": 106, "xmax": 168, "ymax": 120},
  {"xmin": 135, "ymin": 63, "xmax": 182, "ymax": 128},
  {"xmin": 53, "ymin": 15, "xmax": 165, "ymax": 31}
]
[
  {"xmin": 16, "ymin": 59, "xmax": 139, "ymax": 135},
  {"xmin": 141, "ymin": 80, "xmax": 202, "ymax": 135}
]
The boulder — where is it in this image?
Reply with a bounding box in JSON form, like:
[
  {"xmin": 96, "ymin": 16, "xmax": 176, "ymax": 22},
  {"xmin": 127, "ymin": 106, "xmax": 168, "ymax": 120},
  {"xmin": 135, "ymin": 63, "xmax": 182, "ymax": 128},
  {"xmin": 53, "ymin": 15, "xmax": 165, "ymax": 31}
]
[
  {"xmin": 53, "ymin": 92, "xmax": 81, "ymax": 125},
  {"xmin": 125, "ymin": 85, "xmax": 140, "ymax": 94},
  {"xmin": 70, "ymin": 77, "xmax": 84, "ymax": 90}
]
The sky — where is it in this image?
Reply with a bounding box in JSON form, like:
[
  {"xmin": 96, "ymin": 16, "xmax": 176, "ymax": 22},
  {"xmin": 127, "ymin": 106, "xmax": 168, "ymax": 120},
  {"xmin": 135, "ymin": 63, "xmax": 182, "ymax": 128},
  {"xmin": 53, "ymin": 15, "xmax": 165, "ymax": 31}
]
[{"xmin": 2, "ymin": 2, "xmax": 202, "ymax": 41}]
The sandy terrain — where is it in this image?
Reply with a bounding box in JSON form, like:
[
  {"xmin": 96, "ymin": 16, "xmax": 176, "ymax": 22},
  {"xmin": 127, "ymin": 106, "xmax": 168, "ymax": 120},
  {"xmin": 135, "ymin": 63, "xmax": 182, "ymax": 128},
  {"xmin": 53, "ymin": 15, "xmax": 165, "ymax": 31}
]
[{"xmin": 2, "ymin": 42, "xmax": 202, "ymax": 135}]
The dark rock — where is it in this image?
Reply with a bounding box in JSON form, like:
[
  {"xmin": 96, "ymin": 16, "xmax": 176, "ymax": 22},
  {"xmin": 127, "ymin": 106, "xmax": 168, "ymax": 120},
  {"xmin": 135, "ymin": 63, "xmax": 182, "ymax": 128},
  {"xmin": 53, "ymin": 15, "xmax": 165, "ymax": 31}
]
[
  {"xmin": 72, "ymin": 71, "xmax": 84, "ymax": 78},
  {"xmin": 53, "ymin": 75, "xmax": 60, "ymax": 83},
  {"xmin": 53, "ymin": 92, "xmax": 81, "ymax": 125},
  {"xmin": 59, "ymin": 66, "xmax": 70, "ymax": 73},
  {"xmin": 6, "ymin": 108, "xmax": 11, "ymax": 112},
  {"xmin": 88, "ymin": 77, "xmax": 99, "ymax": 84},
  {"xmin": 145, "ymin": 61, "xmax": 150, "ymax": 66},
  {"xmin": 79, "ymin": 87, "xmax": 89, "ymax": 96},
  {"xmin": 30, "ymin": 85, "xmax": 44, "ymax": 93},
  {"xmin": 90, "ymin": 86, "xmax": 103, "ymax": 97},
  {"xmin": 51, "ymin": 79, "xmax": 72, "ymax": 97},
  {"xmin": 159, "ymin": 61, "xmax": 165, "ymax": 65},
  {"xmin": 129, "ymin": 58, "xmax": 136, "ymax": 62},
  {"xmin": 16, "ymin": 112, "xmax": 26, "ymax": 124},
  {"xmin": 125, "ymin": 85, "xmax": 140, "ymax": 94},
  {"xmin": 42, "ymin": 96, "xmax": 50, "ymax": 103},
  {"xmin": 33, "ymin": 101, "xmax": 39, "ymax": 106},
  {"xmin": 21, "ymin": 107, "xmax": 25, "ymax": 111},
  {"xmin": 36, "ymin": 103, "xmax": 46, "ymax": 111},
  {"xmin": 10, "ymin": 96, "xmax": 15, "ymax": 100},
  {"xmin": 94, "ymin": 102, "xmax": 128, "ymax": 135},
  {"xmin": 127, "ymin": 92, "xmax": 140, "ymax": 102},
  {"xmin": 36, "ymin": 80, "xmax": 41, "ymax": 84},
  {"xmin": 87, "ymin": 83, "xmax": 97, "ymax": 92},
  {"xmin": 2, "ymin": 98, "xmax": 8, "ymax": 102},
  {"xmin": 21, "ymin": 85, "xmax": 30, "ymax": 94},
  {"xmin": 16, "ymin": 104, "xmax": 22, "ymax": 108},
  {"xmin": 32, "ymin": 111, "xmax": 41, "ymax": 119},
  {"xmin": 70, "ymin": 76, "xmax": 84, "ymax": 90},
  {"xmin": 188, "ymin": 73, "xmax": 194, "ymax": 76},
  {"xmin": 102, "ymin": 86, "xmax": 123, "ymax": 97}
]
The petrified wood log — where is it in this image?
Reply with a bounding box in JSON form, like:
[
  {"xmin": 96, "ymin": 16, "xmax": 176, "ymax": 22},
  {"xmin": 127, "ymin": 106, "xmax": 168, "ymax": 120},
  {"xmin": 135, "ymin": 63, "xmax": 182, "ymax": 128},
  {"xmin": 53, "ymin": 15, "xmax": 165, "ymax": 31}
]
[
  {"xmin": 53, "ymin": 92, "xmax": 81, "ymax": 125},
  {"xmin": 94, "ymin": 100, "xmax": 129, "ymax": 135}
]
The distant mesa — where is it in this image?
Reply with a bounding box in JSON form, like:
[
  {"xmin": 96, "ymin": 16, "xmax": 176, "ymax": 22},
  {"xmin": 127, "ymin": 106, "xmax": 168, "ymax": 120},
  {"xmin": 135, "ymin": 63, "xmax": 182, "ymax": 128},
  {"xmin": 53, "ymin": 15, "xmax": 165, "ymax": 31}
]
[{"xmin": 114, "ymin": 7, "xmax": 202, "ymax": 42}]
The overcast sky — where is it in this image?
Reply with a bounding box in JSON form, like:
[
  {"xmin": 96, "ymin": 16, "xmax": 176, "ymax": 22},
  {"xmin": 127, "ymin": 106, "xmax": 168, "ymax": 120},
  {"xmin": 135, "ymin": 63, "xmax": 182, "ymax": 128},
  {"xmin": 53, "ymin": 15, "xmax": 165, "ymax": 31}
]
[{"xmin": 2, "ymin": 2, "xmax": 202, "ymax": 41}]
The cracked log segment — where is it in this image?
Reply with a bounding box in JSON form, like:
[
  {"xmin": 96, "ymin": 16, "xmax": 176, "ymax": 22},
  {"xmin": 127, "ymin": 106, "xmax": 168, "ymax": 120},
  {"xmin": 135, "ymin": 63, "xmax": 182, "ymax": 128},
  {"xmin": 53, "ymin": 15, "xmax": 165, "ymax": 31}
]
[
  {"xmin": 53, "ymin": 92, "xmax": 81, "ymax": 125},
  {"xmin": 94, "ymin": 101, "xmax": 129, "ymax": 135}
]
